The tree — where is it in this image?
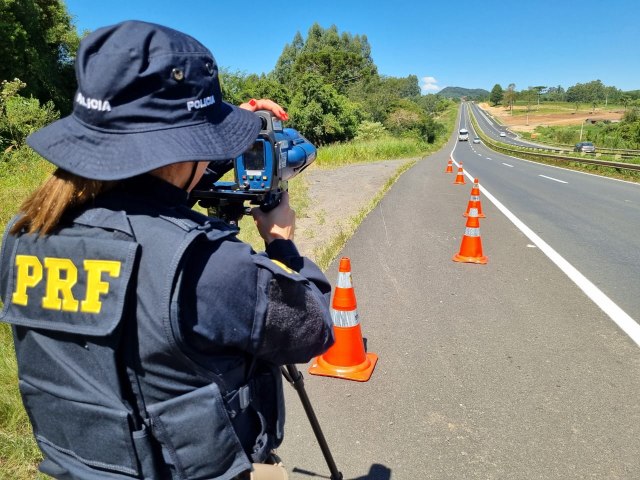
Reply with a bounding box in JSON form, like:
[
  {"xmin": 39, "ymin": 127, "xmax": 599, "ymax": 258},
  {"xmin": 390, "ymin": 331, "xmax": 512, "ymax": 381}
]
[
  {"xmin": 378, "ymin": 75, "xmax": 421, "ymax": 99},
  {"xmin": 621, "ymin": 95, "xmax": 631, "ymax": 111},
  {"xmin": 546, "ymin": 85, "xmax": 565, "ymax": 102},
  {"xmin": 531, "ymin": 86, "xmax": 546, "ymax": 107},
  {"xmin": 619, "ymin": 107, "xmax": 640, "ymax": 148},
  {"xmin": 566, "ymin": 80, "xmax": 607, "ymax": 107},
  {"xmin": 503, "ymin": 83, "xmax": 516, "ymax": 113},
  {"xmin": 268, "ymin": 22, "xmax": 449, "ymax": 145},
  {"xmin": 415, "ymin": 94, "xmax": 451, "ymax": 115},
  {"xmin": 489, "ymin": 84, "xmax": 504, "ymax": 106},
  {"xmin": 1, "ymin": 78, "xmax": 58, "ymax": 155},
  {"xmin": 271, "ymin": 32, "xmax": 304, "ymax": 86},
  {"xmin": 348, "ymin": 74, "xmax": 422, "ymax": 124},
  {"xmin": 287, "ymin": 72, "xmax": 359, "ymax": 145},
  {"xmin": 0, "ymin": 0, "xmax": 80, "ymax": 114},
  {"xmin": 220, "ymin": 70, "xmax": 290, "ymax": 108},
  {"xmin": 271, "ymin": 24, "xmax": 379, "ymax": 142},
  {"xmin": 287, "ymin": 24, "xmax": 377, "ymax": 95},
  {"xmin": 604, "ymin": 86, "xmax": 620, "ymax": 106},
  {"xmin": 383, "ymin": 99, "xmax": 441, "ymax": 142},
  {"xmin": 523, "ymin": 88, "xmax": 538, "ymax": 124}
]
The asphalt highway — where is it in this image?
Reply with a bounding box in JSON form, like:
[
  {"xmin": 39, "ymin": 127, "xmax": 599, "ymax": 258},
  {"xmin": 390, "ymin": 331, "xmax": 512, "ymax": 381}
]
[
  {"xmin": 468, "ymin": 102, "xmax": 561, "ymax": 150},
  {"xmin": 278, "ymin": 106, "xmax": 640, "ymax": 479},
  {"xmin": 459, "ymin": 102, "xmax": 640, "ymax": 332}
]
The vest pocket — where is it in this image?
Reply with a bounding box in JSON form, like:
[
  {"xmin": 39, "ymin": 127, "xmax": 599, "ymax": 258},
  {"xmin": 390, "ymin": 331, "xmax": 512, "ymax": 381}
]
[
  {"xmin": 19, "ymin": 379, "xmax": 141, "ymax": 477},
  {"xmin": 146, "ymin": 382, "xmax": 251, "ymax": 480}
]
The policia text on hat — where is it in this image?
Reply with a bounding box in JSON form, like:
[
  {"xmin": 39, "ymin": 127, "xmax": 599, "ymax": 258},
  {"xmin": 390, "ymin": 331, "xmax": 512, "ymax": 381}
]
[{"xmin": 0, "ymin": 20, "xmax": 334, "ymax": 480}]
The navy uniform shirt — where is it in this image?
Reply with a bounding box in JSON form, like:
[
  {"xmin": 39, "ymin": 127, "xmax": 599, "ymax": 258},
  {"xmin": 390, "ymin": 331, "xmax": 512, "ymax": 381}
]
[{"xmin": 133, "ymin": 177, "xmax": 334, "ymax": 367}]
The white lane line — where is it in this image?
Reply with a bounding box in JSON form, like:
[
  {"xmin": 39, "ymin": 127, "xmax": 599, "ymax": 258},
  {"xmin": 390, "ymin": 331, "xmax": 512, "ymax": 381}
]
[
  {"xmin": 478, "ymin": 183, "xmax": 640, "ymax": 348},
  {"xmin": 486, "ymin": 157, "xmax": 492, "ymax": 160},
  {"xmin": 502, "ymin": 163, "xmax": 514, "ymax": 167},
  {"xmin": 539, "ymin": 175, "xmax": 568, "ymax": 184},
  {"xmin": 448, "ymin": 152, "xmax": 640, "ymax": 347}
]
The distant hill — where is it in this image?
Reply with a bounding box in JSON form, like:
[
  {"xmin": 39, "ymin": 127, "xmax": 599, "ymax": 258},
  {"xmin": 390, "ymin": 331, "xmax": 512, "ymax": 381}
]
[{"xmin": 437, "ymin": 87, "xmax": 489, "ymax": 99}]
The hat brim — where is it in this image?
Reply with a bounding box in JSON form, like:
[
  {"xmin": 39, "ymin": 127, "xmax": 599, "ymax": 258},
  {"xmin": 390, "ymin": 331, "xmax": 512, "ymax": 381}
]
[{"xmin": 26, "ymin": 102, "xmax": 262, "ymax": 181}]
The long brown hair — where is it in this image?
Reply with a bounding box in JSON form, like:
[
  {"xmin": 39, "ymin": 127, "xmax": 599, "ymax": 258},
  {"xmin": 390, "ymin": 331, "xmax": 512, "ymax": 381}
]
[{"xmin": 10, "ymin": 169, "xmax": 117, "ymax": 236}]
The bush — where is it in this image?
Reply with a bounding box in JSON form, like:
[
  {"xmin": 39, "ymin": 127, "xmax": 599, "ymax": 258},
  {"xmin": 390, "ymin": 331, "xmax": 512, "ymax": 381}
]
[
  {"xmin": 355, "ymin": 121, "xmax": 386, "ymax": 140},
  {"xmin": 1, "ymin": 79, "xmax": 59, "ymax": 151},
  {"xmin": 287, "ymin": 73, "xmax": 360, "ymax": 145}
]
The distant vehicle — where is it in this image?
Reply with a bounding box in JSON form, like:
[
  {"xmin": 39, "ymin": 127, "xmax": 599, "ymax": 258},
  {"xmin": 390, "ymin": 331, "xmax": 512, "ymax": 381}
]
[
  {"xmin": 458, "ymin": 128, "xmax": 469, "ymax": 141},
  {"xmin": 499, "ymin": 131, "xmax": 506, "ymax": 137},
  {"xmin": 473, "ymin": 137, "xmax": 480, "ymax": 144},
  {"xmin": 574, "ymin": 141, "xmax": 596, "ymax": 153}
]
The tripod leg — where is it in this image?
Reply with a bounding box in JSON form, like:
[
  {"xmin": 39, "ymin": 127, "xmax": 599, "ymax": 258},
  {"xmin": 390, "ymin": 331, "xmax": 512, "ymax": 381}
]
[{"xmin": 282, "ymin": 364, "xmax": 343, "ymax": 480}]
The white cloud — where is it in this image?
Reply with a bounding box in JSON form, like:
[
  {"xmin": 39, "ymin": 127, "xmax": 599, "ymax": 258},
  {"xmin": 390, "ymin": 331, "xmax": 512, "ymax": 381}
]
[{"xmin": 421, "ymin": 76, "xmax": 440, "ymax": 93}]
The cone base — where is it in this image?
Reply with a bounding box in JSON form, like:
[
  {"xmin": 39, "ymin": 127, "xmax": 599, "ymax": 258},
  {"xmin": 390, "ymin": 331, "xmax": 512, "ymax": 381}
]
[
  {"xmin": 454, "ymin": 179, "xmax": 466, "ymax": 185},
  {"xmin": 452, "ymin": 253, "xmax": 488, "ymax": 264},
  {"xmin": 308, "ymin": 352, "xmax": 378, "ymax": 382}
]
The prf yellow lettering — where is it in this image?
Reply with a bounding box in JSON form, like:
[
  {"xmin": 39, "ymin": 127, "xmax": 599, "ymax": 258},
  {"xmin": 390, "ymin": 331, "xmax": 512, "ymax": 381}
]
[
  {"xmin": 11, "ymin": 255, "xmax": 121, "ymax": 314},
  {"xmin": 12, "ymin": 255, "xmax": 43, "ymax": 306},
  {"xmin": 43, "ymin": 257, "xmax": 79, "ymax": 311},
  {"xmin": 82, "ymin": 260, "xmax": 121, "ymax": 314}
]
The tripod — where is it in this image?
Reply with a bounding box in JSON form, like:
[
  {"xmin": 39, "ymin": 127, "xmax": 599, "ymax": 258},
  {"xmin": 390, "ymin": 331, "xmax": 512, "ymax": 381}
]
[
  {"xmin": 281, "ymin": 364, "xmax": 343, "ymax": 480},
  {"xmin": 196, "ymin": 205, "xmax": 342, "ymax": 478}
]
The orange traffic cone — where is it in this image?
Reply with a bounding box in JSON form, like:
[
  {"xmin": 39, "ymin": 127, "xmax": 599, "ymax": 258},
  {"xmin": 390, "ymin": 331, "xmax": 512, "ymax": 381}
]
[
  {"xmin": 453, "ymin": 206, "xmax": 488, "ymax": 264},
  {"xmin": 309, "ymin": 257, "xmax": 378, "ymax": 382},
  {"xmin": 445, "ymin": 158, "xmax": 454, "ymax": 173},
  {"xmin": 463, "ymin": 178, "xmax": 486, "ymax": 218},
  {"xmin": 453, "ymin": 163, "xmax": 466, "ymax": 184}
]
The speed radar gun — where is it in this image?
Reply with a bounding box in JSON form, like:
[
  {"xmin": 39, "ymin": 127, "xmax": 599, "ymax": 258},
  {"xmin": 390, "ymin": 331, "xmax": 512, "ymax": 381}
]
[
  {"xmin": 191, "ymin": 112, "xmax": 342, "ymax": 479},
  {"xmin": 192, "ymin": 110, "xmax": 317, "ymax": 224}
]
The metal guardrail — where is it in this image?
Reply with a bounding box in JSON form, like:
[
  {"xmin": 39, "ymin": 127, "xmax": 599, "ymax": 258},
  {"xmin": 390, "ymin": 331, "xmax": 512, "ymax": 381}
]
[
  {"xmin": 487, "ymin": 142, "xmax": 640, "ymax": 172},
  {"xmin": 468, "ymin": 109, "xmax": 640, "ymax": 173},
  {"xmin": 553, "ymin": 144, "xmax": 640, "ymax": 159}
]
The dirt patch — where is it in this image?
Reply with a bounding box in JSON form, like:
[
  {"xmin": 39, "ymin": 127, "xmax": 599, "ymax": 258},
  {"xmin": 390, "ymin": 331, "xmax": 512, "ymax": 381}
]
[
  {"xmin": 294, "ymin": 159, "xmax": 412, "ymax": 260},
  {"xmin": 478, "ymin": 102, "xmax": 624, "ymax": 133}
]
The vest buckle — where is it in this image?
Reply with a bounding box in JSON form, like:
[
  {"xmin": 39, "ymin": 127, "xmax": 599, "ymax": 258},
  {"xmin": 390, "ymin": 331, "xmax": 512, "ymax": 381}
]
[{"xmin": 224, "ymin": 383, "xmax": 252, "ymax": 418}]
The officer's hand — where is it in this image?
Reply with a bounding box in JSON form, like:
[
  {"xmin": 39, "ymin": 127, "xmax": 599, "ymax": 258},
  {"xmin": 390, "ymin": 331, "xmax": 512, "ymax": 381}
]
[
  {"xmin": 251, "ymin": 192, "xmax": 295, "ymax": 244},
  {"xmin": 239, "ymin": 98, "xmax": 289, "ymax": 121}
]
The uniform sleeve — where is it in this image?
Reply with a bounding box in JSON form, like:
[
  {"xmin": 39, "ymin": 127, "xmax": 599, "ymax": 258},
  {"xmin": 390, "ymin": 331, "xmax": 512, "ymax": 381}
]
[
  {"xmin": 265, "ymin": 239, "xmax": 332, "ymax": 297},
  {"xmin": 179, "ymin": 237, "xmax": 334, "ymax": 366}
]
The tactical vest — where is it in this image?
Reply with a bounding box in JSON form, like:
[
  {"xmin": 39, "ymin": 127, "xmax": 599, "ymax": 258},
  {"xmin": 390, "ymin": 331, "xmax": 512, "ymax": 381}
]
[{"xmin": 0, "ymin": 195, "xmax": 284, "ymax": 480}]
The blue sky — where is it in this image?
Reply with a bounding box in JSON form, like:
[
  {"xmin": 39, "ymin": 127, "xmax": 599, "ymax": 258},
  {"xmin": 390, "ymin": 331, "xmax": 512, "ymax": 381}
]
[{"xmin": 63, "ymin": 0, "xmax": 639, "ymax": 93}]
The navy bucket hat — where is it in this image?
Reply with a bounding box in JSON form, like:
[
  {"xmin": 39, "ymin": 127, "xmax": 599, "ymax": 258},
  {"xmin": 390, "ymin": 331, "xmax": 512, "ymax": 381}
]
[{"xmin": 27, "ymin": 20, "xmax": 261, "ymax": 180}]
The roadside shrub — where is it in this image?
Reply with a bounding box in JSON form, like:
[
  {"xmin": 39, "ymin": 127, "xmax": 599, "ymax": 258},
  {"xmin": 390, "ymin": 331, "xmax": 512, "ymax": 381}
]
[
  {"xmin": 1, "ymin": 79, "xmax": 59, "ymax": 151},
  {"xmin": 383, "ymin": 103, "xmax": 443, "ymax": 143},
  {"xmin": 355, "ymin": 121, "xmax": 387, "ymax": 140}
]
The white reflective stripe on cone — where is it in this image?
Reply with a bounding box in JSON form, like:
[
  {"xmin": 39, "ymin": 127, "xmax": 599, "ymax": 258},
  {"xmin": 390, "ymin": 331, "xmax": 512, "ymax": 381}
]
[
  {"xmin": 336, "ymin": 272, "xmax": 353, "ymax": 288},
  {"xmin": 331, "ymin": 309, "xmax": 359, "ymax": 327}
]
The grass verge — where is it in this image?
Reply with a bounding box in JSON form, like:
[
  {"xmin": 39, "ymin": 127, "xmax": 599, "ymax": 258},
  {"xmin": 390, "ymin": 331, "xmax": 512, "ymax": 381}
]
[{"xmin": 312, "ymin": 159, "xmax": 417, "ymax": 271}]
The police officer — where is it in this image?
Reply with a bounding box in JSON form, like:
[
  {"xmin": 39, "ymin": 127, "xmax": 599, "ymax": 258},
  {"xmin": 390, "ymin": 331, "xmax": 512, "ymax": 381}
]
[{"xmin": 0, "ymin": 21, "xmax": 334, "ymax": 480}]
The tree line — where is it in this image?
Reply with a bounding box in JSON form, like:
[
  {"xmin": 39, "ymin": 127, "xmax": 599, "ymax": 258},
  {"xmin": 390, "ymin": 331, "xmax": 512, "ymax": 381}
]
[
  {"xmin": 488, "ymin": 81, "xmax": 640, "ymax": 149},
  {"xmin": 1, "ymin": 0, "xmax": 453, "ymax": 156},
  {"xmin": 489, "ymin": 80, "xmax": 640, "ymax": 111}
]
